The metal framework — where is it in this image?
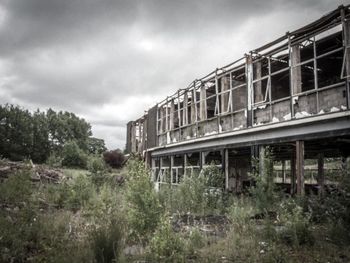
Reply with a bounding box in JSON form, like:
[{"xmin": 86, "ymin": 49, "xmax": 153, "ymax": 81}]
[{"xmin": 126, "ymin": 5, "xmax": 350, "ymax": 195}]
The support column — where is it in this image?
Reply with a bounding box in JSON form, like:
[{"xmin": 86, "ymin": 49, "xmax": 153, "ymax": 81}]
[
  {"xmin": 191, "ymin": 89, "xmax": 197, "ymax": 123},
  {"xmin": 341, "ymin": 7, "xmax": 350, "ymax": 108},
  {"xmin": 317, "ymin": 153, "xmax": 324, "ymax": 196},
  {"xmin": 170, "ymin": 155, "xmax": 174, "ymax": 186},
  {"xmin": 184, "ymin": 154, "xmax": 188, "ymax": 178},
  {"xmin": 200, "ymin": 85, "xmax": 207, "ymax": 120},
  {"xmin": 224, "ymin": 149, "xmax": 229, "ymax": 190},
  {"xmin": 296, "ymin": 140, "xmax": 305, "ymax": 196},
  {"xmin": 183, "ymin": 92, "xmax": 188, "ymax": 125},
  {"xmin": 282, "ymin": 160, "xmax": 286, "ymax": 183},
  {"xmin": 200, "ymin": 151, "xmax": 205, "ymax": 171},
  {"xmin": 246, "ymin": 54, "xmax": 253, "ymax": 127},
  {"xmin": 259, "ymin": 145, "xmax": 265, "ymax": 176},
  {"xmin": 170, "ymin": 99, "xmax": 175, "ymax": 130},
  {"xmin": 221, "ymin": 77, "xmax": 230, "ymax": 113},
  {"xmin": 290, "ymin": 154, "xmax": 296, "ymax": 195},
  {"xmin": 255, "ymin": 61, "xmax": 264, "ymax": 102},
  {"xmin": 291, "ymin": 45, "xmax": 301, "ymax": 118}
]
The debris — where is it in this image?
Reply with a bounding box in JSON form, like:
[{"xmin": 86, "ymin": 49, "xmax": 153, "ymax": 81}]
[
  {"xmin": 0, "ymin": 160, "xmax": 65, "ymax": 183},
  {"xmin": 295, "ymin": 111, "xmax": 311, "ymax": 119},
  {"xmin": 272, "ymin": 116, "xmax": 279, "ymax": 123},
  {"xmin": 330, "ymin": 106, "xmax": 340, "ymax": 112},
  {"xmin": 283, "ymin": 113, "xmax": 291, "ymax": 121}
]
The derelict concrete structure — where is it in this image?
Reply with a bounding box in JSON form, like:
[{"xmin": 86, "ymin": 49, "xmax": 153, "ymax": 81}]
[{"xmin": 126, "ymin": 5, "xmax": 350, "ymax": 195}]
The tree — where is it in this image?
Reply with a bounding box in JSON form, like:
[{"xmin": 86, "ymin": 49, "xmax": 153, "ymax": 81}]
[
  {"xmin": 87, "ymin": 137, "xmax": 107, "ymax": 155},
  {"xmin": 103, "ymin": 149, "xmax": 125, "ymax": 169}
]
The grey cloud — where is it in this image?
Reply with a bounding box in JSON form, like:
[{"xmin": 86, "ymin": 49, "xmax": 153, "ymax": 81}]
[{"xmin": 0, "ymin": 0, "xmax": 346, "ymax": 149}]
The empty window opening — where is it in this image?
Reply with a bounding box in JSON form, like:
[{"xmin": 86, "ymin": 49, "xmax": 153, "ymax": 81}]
[
  {"xmin": 300, "ymin": 40, "xmax": 314, "ymax": 62},
  {"xmin": 317, "ymin": 50, "xmax": 343, "ymax": 88},
  {"xmin": 253, "ymin": 78, "xmax": 268, "ymax": 103},
  {"xmin": 300, "ymin": 62, "xmax": 315, "ymax": 92},
  {"xmin": 205, "ymin": 151, "xmax": 222, "ymax": 165},
  {"xmin": 186, "ymin": 152, "xmax": 200, "ymax": 166},
  {"xmin": 271, "ymin": 71, "xmax": 290, "ymax": 100},
  {"xmin": 253, "ymin": 57, "xmax": 269, "ymax": 80}
]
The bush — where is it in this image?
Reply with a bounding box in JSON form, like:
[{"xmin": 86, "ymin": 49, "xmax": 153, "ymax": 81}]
[
  {"xmin": 126, "ymin": 158, "xmax": 162, "ymax": 243},
  {"xmin": 147, "ymin": 215, "xmax": 185, "ymax": 262},
  {"xmin": 278, "ymin": 199, "xmax": 315, "ymax": 246},
  {"xmin": 90, "ymin": 219, "xmax": 125, "ymax": 263},
  {"xmin": 103, "ymin": 149, "xmax": 125, "ymax": 169},
  {"xmin": 250, "ymin": 148, "xmax": 280, "ymax": 214},
  {"xmin": 61, "ymin": 141, "xmax": 88, "ymax": 169},
  {"xmin": 87, "ymin": 156, "xmax": 109, "ymax": 186},
  {"xmin": 46, "ymin": 152, "xmax": 63, "ymax": 167}
]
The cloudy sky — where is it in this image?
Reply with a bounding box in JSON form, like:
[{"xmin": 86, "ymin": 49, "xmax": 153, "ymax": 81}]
[{"xmin": 0, "ymin": 0, "xmax": 346, "ymax": 149}]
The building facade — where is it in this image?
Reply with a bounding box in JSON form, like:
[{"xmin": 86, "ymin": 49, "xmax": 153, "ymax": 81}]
[{"xmin": 126, "ymin": 5, "xmax": 350, "ymax": 195}]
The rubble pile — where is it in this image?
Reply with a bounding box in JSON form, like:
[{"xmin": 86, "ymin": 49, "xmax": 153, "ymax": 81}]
[{"xmin": 0, "ymin": 160, "xmax": 65, "ymax": 183}]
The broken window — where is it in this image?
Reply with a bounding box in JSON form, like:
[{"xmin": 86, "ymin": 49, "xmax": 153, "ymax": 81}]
[
  {"xmin": 217, "ymin": 75, "xmax": 231, "ymax": 114},
  {"xmin": 316, "ymin": 30, "xmax": 343, "ymax": 88},
  {"xmin": 253, "ymin": 78, "xmax": 268, "ymax": 103},
  {"xmin": 186, "ymin": 152, "xmax": 200, "ymax": 166},
  {"xmin": 271, "ymin": 70, "xmax": 290, "ymax": 100},
  {"xmin": 231, "ymin": 67, "xmax": 247, "ymax": 111},
  {"xmin": 300, "ymin": 39, "xmax": 314, "ymax": 62},
  {"xmin": 317, "ymin": 50, "xmax": 343, "ymax": 88},
  {"xmin": 205, "ymin": 80, "xmax": 216, "ymax": 119},
  {"xmin": 300, "ymin": 62, "xmax": 315, "ymax": 92},
  {"xmin": 205, "ymin": 151, "xmax": 222, "ymax": 165}
]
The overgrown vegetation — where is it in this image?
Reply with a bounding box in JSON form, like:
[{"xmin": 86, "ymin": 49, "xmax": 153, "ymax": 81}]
[{"xmin": 1, "ymin": 150, "xmax": 350, "ymax": 262}]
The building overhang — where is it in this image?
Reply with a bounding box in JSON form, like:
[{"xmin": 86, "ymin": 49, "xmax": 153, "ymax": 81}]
[{"xmin": 150, "ymin": 111, "xmax": 350, "ymax": 157}]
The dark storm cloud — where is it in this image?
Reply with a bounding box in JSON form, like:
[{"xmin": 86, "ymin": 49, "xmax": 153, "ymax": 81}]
[{"xmin": 0, "ymin": 0, "xmax": 346, "ymax": 148}]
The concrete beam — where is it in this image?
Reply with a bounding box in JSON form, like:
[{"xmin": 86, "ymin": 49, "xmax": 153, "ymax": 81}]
[
  {"xmin": 296, "ymin": 140, "xmax": 305, "ymax": 196},
  {"xmin": 150, "ymin": 112, "xmax": 350, "ymax": 157},
  {"xmin": 317, "ymin": 153, "xmax": 324, "ymax": 195}
]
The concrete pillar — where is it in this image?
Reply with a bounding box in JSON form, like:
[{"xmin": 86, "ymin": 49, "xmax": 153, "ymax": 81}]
[
  {"xmin": 246, "ymin": 54, "xmax": 253, "ymax": 127},
  {"xmin": 317, "ymin": 153, "xmax": 324, "ymax": 196},
  {"xmin": 159, "ymin": 108, "xmax": 163, "ymax": 133},
  {"xmin": 170, "ymin": 155, "xmax": 174, "ymax": 185},
  {"xmin": 290, "ymin": 154, "xmax": 296, "ymax": 195},
  {"xmin": 191, "ymin": 90, "xmax": 196, "ymax": 123},
  {"xmin": 254, "ymin": 61, "xmax": 264, "ymax": 102},
  {"xmin": 291, "ymin": 45, "xmax": 302, "ymax": 95},
  {"xmin": 170, "ymin": 99, "xmax": 174, "ymax": 130},
  {"xmin": 131, "ymin": 122, "xmax": 137, "ymax": 153},
  {"xmin": 200, "ymin": 151, "xmax": 205, "ymax": 170},
  {"xmin": 224, "ymin": 149, "xmax": 229, "ymax": 190},
  {"xmin": 259, "ymin": 145, "xmax": 265, "ymax": 177},
  {"xmin": 200, "ymin": 85, "xmax": 207, "ymax": 120},
  {"xmin": 183, "ymin": 92, "xmax": 188, "ymax": 125},
  {"xmin": 296, "ymin": 140, "xmax": 305, "ymax": 196},
  {"xmin": 184, "ymin": 154, "xmax": 188, "ymax": 178},
  {"xmin": 282, "ymin": 160, "xmax": 286, "ymax": 183},
  {"xmin": 221, "ymin": 77, "xmax": 230, "ymax": 113}
]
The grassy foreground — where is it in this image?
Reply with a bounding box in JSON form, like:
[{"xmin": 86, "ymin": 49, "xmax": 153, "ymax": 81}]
[{"xmin": 1, "ymin": 156, "xmax": 350, "ymax": 262}]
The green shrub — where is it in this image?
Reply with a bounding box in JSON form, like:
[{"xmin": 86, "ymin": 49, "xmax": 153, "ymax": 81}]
[
  {"xmin": 278, "ymin": 199, "xmax": 314, "ymax": 246},
  {"xmin": 148, "ymin": 215, "xmax": 185, "ymax": 262},
  {"xmin": 90, "ymin": 219, "xmax": 125, "ymax": 263},
  {"xmin": 65, "ymin": 175, "xmax": 95, "ymax": 211},
  {"xmin": 46, "ymin": 152, "xmax": 63, "ymax": 168},
  {"xmin": 61, "ymin": 141, "xmax": 87, "ymax": 169},
  {"xmin": 201, "ymin": 162, "xmax": 224, "ymax": 188},
  {"xmin": 126, "ymin": 158, "xmax": 162, "ymax": 243},
  {"xmin": 87, "ymin": 156, "xmax": 109, "ymax": 186},
  {"xmin": 250, "ymin": 148, "xmax": 280, "ymax": 214}
]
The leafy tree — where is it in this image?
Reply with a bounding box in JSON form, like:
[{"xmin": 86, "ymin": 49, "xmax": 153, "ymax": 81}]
[
  {"xmin": 103, "ymin": 149, "xmax": 125, "ymax": 168},
  {"xmin": 87, "ymin": 137, "xmax": 107, "ymax": 155},
  {"xmin": 0, "ymin": 104, "xmax": 104, "ymax": 163},
  {"xmin": 61, "ymin": 140, "xmax": 88, "ymax": 169}
]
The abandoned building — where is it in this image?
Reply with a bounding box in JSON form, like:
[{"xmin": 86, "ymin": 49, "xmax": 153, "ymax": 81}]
[{"xmin": 126, "ymin": 5, "xmax": 350, "ymax": 195}]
